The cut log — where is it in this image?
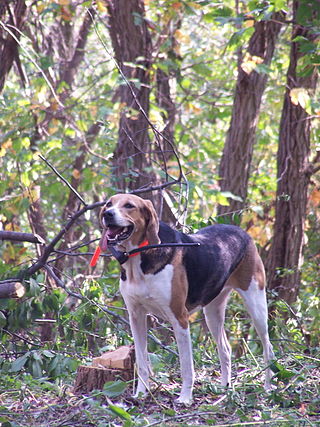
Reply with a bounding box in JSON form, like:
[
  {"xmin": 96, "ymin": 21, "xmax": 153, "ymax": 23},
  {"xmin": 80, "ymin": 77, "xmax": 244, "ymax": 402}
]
[
  {"xmin": 92, "ymin": 345, "xmax": 134, "ymax": 370},
  {"xmin": 0, "ymin": 282, "xmax": 25, "ymax": 299},
  {"xmin": 74, "ymin": 345, "xmax": 135, "ymax": 394}
]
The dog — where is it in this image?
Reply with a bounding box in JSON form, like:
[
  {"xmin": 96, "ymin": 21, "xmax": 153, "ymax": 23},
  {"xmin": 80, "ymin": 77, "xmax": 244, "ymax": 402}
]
[{"xmin": 99, "ymin": 193, "xmax": 274, "ymax": 404}]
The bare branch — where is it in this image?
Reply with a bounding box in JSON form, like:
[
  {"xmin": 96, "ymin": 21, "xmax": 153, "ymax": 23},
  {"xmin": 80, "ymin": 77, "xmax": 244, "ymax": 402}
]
[
  {"xmin": 39, "ymin": 154, "xmax": 87, "ymax": 207},
  {"xmin": 0, "ymin": 231, "xmax": 44, "ymax": 244},
  {"xmin": 0, "ymin": 201, "xmax": 104, "ymax": 286},
  {"xmin": 26, "ymin": 201, "xmax": 103, "ymax": 277}
]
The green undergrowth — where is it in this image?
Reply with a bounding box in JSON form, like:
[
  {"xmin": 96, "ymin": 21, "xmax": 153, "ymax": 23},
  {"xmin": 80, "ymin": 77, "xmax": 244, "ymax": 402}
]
[
  {"xmin": 0, "ymin": 260, "xmax": 319, "ymax": 426},
  {"xmin": 0, "ymin": 346, "xmax": 319, "ymax": 427},
  {"xmin": 0, "ymin": 292, "xmax": 319, "ymax": 426}
]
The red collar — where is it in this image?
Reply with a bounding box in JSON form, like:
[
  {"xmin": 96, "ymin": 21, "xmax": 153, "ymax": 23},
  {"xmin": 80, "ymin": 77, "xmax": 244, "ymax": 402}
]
[
  {"xmin": 90, "ymin": 240, "xmax": 149, "ymax": 267},
  {"xmin": 128, "ymin": 240, "xmax": 149, "ymax": 258}
]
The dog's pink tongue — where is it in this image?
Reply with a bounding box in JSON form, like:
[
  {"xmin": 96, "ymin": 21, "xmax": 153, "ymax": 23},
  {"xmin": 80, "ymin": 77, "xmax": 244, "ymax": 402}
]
[
  {"xmin": 100, "ymin": 226, "xmax": 123, "ymax": 251},
  {"xmin": 99, "ymin": 230, "xmax": 109, "ymax": 251}
]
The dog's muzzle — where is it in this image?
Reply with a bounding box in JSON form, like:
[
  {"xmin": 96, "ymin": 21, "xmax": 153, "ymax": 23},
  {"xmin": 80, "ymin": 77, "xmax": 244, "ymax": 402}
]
[{"xmin": 100, "ymin": 210, "xmax": 134, "ymax": 249}]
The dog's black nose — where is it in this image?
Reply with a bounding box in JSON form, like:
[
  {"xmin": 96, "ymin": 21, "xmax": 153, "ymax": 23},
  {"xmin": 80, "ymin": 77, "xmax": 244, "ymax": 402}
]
[{"xmin": 103, "ymin": 210, "xmax": 114, "ymax": 221}]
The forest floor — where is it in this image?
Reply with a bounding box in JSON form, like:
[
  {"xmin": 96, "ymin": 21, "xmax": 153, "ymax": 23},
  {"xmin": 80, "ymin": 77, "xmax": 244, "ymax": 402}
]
[{"xmin": 1, "ymin": 356, "xmax": 319, "ymax": 427}]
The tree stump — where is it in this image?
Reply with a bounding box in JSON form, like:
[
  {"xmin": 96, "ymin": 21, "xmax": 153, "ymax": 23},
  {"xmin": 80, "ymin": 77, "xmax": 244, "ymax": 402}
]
[{"xmin": 74, "ymin": 345, "xmax": 135, "ymax": 394}]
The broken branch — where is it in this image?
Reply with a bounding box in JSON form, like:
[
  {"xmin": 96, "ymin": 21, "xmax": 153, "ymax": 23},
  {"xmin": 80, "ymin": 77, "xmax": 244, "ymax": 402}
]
[
  {"xmin": 0, "ymin": 281, "xmax": 25, "ymax": 299},
  {"xmin": 0, "ymin": 231, "xmax": 44, "ymax": 244}
]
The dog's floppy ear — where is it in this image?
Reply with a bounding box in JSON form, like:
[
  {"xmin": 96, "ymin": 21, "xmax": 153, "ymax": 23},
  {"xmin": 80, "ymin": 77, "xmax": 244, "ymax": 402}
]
[{"xmin": 143, "ymin": 199, "xmax": 160, "ymax": 245}]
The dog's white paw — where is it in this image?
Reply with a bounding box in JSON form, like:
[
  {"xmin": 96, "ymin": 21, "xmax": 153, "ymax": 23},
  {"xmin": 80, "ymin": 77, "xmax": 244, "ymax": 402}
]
[
  {"xmin": 264, "ymin": 383, "xmax": 276, "ymax": 392},
  {"xmin": 175, "ymin": 395, "xmax": 192, "ymax": 406},
  {"xmin": 133, "ymin": 390, "xmax": 148, "ymax": 399}
]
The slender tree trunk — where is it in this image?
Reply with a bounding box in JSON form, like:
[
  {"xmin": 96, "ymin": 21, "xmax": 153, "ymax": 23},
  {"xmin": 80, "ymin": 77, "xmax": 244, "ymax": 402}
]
[
  {"xmin": 0, "ymin": 0, "xmax": 27, "ymax": 93},
  {"xmin": 154, "ymin": 67, "xmax": 178, "ymax": 223},
  {"xmin": 217, "ymin": 13, "xmax": 283, "ymax": 221},
  {"xmin": 266, "ymin": 2, "xmax": 318, "ymax": 303},
  {"xmin": 107, "ymin": 0, "xmax": 152, "ymax": 191}
]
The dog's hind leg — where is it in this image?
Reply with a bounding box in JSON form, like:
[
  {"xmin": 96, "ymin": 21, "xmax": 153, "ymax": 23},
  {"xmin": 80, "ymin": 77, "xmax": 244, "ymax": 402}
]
[
  {"xmin": 171, "ymin": 320, "xmax": 195, "ymax": 405},
  {"xmin": 236, "ymin": 278, "xmax": 275, "ymax": 390},
  {"xmin": 203, "ymin": 287, "xmax": 232, "ymax": 387}
]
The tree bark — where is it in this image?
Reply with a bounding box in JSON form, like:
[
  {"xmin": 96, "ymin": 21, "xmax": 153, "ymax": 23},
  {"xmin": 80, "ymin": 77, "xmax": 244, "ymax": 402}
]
[
  {"xmin": 74, "ymin": 346, "xmax": 134, "ymax": 393},
  {"xmin": 154, "ymin": 66, "xmax": 179, "ymax": 222},
  {"xmin": 107, "ymin": 0, "xmax": 152, "ymax": 191},
  {"xmin": 74, "ymin": 365, "xmax": 133, "ymax": 394},
  {"xmin": 266, "ymin": 2, "xmax": 318, "ymax": 303},
  {"xmin": 217, "ymin": 13, "xmax": 283, "ymax": 221},
  {"xmin": 0, "ymin": 0, "xmax": 27, "ymax": 93},
  {"xmin": 0, "ymin": 230, "xmax": 44, "ymax": 244}
]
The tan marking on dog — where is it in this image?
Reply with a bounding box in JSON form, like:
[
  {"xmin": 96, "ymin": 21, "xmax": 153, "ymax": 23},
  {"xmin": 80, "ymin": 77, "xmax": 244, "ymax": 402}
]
[
  {"xmin": 226, "ymin": 239, "xmax": 266, "ymax": 291},
  {"xmin": 170, "ymin": 250, "xmax": 189, "ymax": 329}
]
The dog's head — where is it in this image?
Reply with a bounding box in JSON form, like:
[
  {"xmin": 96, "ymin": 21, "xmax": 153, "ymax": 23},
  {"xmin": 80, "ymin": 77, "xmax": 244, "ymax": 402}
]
[{"xmin": 99, "ymin": 194, "xmax": 160, "ymax": 250}]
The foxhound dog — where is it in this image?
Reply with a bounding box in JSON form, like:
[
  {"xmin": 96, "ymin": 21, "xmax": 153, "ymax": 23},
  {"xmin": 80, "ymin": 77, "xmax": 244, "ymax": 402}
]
[{"xmin": 98, "ymin": 193, "xmax": 274, "ymax": 404}]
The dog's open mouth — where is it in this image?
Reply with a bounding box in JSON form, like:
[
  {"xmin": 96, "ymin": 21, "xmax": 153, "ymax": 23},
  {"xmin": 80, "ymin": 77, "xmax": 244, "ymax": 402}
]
[{"xmin": 100, "ymin": 224, "xmax": 134, "ymax": 250}]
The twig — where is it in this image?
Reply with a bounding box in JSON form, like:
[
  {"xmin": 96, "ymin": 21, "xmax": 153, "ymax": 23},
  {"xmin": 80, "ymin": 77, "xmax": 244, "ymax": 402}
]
[
  {"xmin": 39, "ymin": 154, "xmax": 87, "ymax": 206},
  {"xmin": 3, "ymin": 329, "xmax": 42, "ymax": 347},
  {"xmin": 242, "ymin": 337, "xmax": 259, "ymax": 367}
]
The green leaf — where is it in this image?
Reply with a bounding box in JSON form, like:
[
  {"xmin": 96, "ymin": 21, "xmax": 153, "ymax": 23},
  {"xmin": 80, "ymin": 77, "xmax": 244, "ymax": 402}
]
[
  {"xmin": 10, "ymin": 353, "xmax": 30, "ymax": 372},
  {"xmin": 273, "ymin": 0, "xmax": 287, "ymax": 11},
  {"xmin": 43, "ymin": 350, "xmax": 55, "ymax": 358},
  {"xmin": 192, "ymin": 63, "xmax": 212, "ymax": 77},
  {"xmin": 29, "ymin": 278, "xmax": 41, "ymax": 297},
  {"xmin": 47, "ymin": 138, "xmax": 62, "ymax": 150},
  {"xmin": 21, "ymin": 171, "xmax": 31, "ymax": 187},
  {"xmin": 163, "ymin": 408, "xmax": 176, "ymax": 416},
  {"xmin": 221, "ymin": 191, "xmax": 243, "ymax": 202},
  {"xmin": 103, "ymin": 380, "xmax": 127, "ymax": 398},
  {"xmin": 0, "ymin": 418, "xmax": 15, "ymax": 427},
  {"xmin": 270, "ymin": 361, "xmax": 296, "ymax": 380},
  {"xmin": 31, "ymin": 360, "xmax": 43, "ymax": 378},
  {"xmin": 108, "ymin": 404, "xmax": 131, "ymax": 421},
  {"xmin": 31, "ymin": 351, "xmax": 43, "ymax": 361},
  {"xmin": 228, "ymin": 27, "xmax": 255, "ymax": 49}
]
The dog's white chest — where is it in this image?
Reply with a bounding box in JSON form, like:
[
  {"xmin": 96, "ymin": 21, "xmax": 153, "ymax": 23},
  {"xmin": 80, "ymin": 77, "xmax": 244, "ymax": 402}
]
[{"xmin": 120, "ymin": 263, "xmax": 174, "ymax": 319}]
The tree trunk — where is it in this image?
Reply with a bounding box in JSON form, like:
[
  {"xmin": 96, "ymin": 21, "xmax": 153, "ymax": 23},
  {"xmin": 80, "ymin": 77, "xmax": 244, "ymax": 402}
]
[
  {"xmin": 217, "ymin": 13, "xmax": 283, "ymax": 221},
  {"xmin": 0, "ymin": 0, "xmax": 27, "ymax": 94},
  {"xmin": 153, "ymin": 66, "xmax": 179, "ymax": 223},
  {"xmin": 107, "ymin": 0, "xmax": 152, "ymax": 191},
  {"xmin": 266, "ymin": 2, "xmax": 318, "ymax": 303}
]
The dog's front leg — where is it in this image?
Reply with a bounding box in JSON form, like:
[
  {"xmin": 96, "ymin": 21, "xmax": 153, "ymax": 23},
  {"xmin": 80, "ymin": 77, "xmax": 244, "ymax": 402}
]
[
  {"xmin": 171, "ymin": 320, "xmax": 195, "ymax": 405},
  {"xmin": 127, "ymin": 306, "xmax": 150, "ymax": 398}
]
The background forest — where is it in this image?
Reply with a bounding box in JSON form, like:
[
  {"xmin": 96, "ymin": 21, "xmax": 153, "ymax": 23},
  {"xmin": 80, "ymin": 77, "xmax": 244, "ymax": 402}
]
[{"xmin": 0, "ymin": 0, "xmax": 319, "ymax": 425}]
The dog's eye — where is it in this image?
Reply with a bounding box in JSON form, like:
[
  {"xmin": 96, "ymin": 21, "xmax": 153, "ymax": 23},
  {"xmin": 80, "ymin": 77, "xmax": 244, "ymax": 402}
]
[
  {"xmin": 105, "ymin": 201, "xmax": 112, "ymax": 208},
  {"xmin": 124, "ymin": 203, "xmax": 135, "ymax": 209}
]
